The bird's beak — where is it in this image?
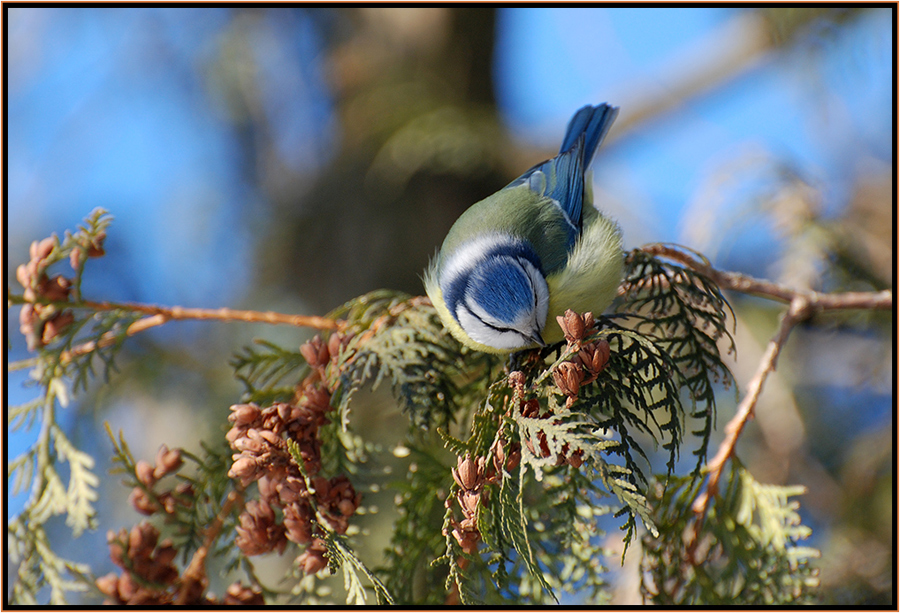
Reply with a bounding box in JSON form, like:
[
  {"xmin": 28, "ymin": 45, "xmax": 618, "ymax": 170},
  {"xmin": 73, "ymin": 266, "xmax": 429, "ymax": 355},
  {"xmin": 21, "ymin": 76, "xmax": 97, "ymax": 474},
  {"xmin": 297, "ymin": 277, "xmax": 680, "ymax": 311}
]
[{"xmin": 529, "ymin": 330, "xmax": 546, "ymax": 347}]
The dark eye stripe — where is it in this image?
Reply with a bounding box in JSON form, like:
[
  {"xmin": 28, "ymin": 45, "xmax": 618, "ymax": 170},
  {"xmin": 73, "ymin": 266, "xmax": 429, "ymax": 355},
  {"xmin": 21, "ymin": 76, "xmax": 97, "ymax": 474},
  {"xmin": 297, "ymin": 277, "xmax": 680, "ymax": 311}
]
[{"xmin": 459, "ymin": 302, "xmax": 523, "ymax": 337}]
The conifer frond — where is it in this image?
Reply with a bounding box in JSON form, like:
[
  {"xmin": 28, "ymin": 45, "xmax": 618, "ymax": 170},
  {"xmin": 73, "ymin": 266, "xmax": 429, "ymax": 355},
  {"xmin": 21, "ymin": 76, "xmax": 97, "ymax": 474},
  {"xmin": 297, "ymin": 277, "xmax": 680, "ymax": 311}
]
[
  {"xmin": 7, "ymin": 383, "xmax": 101, "ymax": 603},
  {"xmin": 619, "ymin": 246, "xmax": 736, "ymax": 473},
  {"xmin": 54, "ymin": 425, "xmax": 100, "ymax": 536},
  {"xmin": 640, "ymin": 463, "xmax": 819, "ymax": 605},
  {"xmin": 320, "ymin": 531, "xmax": 394, "ymax": 605},
  {"xmin": 7, "ymin": 209, "xmax": 130, "ymax": 603},
  {"xmin": 381, "ymin": 447, "xmax": 455, "ymax": 605},
  {"xmin": 231, "ymin": 339, "xmax": 309, "ymax": 404},
  {"xmin": 329, "ymin": 290, "xmax": 497, "ymax": 429},
  {"xmin": 9, "ymin": 212, "xmax": 833, "ymax": 605},
  {"xmin": 9, "ymin": 514, "xmax": 92, "ymax": 605},
  {"xmin": 497, "ymin": 464, "xmax": 557, "ymax": 602},
  {"xmin": 576, "ymin": 325, "xmax": 684, "ymax": 477},
  {"xmin": 106, "ymin": 424, "xmax": 243, "ymax": 568},
  {"xmin": 513, "ymin": 410, "xmax": 610, "ymax": 479}
]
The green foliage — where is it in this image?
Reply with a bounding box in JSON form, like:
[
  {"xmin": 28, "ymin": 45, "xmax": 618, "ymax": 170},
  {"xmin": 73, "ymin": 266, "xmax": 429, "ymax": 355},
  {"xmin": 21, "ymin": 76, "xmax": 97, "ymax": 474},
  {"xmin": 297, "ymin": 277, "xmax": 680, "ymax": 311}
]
[
  {"xmin": 8, "ymin": 516, "xmax": 93, "ymax": 605},
  {"xmin": 565, "ymin": 325, "xmax": 685, "ymax": 546},
  {"xmin": 105, "ymin": 425, "xmax": 244, "ymax": 570},
  {"xmin": 8, "ymin": 209, "xmax": 123, "ymax": 604},
  {"xmin": 231, "ymin": 339, "xmax": 310, "ymax": 406},
  {"xmin": 380, "ymin": 447, "xmax": 455, "ymax": 604},
  {"xmin": 327, "ymin": 290, "xmax": 498, "ymax": 430},
  {"xmin": 8, "ymin": 210, "xmax": 820, "ymax": 606},
  {"xmin": 8, "ymin": 382, "xmax": 101, "ymax": 604},
  {"xmin": 284, "ymin": 439, "xmax": 394, "ymax": 606},
  {"xmin": 495, "ymin": 462, "xmax": 557, "ymax": 602},
  {"xmin": 422, "ymin": 324, "xmax": 682, "ymax": 603},
  {"xmin": 618, "ymin": 246, "xmax": 736, "ymax": 474},
  {"xmin": 640, "ymin": 462, "xmax": 819, "ymax": 605},
  {"xmin": 320, "ymin": 249, "xmax": 763, "ymax": 605},
  {"xmin": 320, "ymin": 531, "xmax": 394, "ymax": 605}
]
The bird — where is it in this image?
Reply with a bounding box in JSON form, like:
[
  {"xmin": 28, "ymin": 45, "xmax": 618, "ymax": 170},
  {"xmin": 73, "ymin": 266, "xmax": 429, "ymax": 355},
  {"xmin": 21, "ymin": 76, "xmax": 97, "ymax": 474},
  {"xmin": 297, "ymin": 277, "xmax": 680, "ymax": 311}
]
[{"xmin": 424, "ymin": 103, "xmax": 624, "ymax": 354}]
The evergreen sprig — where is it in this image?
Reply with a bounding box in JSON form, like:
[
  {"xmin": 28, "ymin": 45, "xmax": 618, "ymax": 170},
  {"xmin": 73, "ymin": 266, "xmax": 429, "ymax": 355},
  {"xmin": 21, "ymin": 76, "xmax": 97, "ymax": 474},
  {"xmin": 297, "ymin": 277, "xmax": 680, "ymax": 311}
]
[
  {"xmin": 640, "ymin": 462, "xmax": 819, "ymax": 605},
  {"xmin": 328, "ymin": 290, "xmax": 498, "ymax": 430},
  {"xmin": 8, "ymin": 515, "xmax": 93, "ymax": 604},
  {"xmin": 283, "ymin": 438, "xmax": 394, "ymax": 605},
  {"xmin": 105, "ymin": 424, "xmax": 244, "ymax": 571},
  {"xmin": 319, "ymin": 531, "xmax": 394, "ymax": 605},
  {"xmin": 230, "ymin": 339, "xmax": 310, "ymax": 405},
  {"xmin": 9, "ymin": 210, "xmax": 120, "ymax": 605},
  {"xmin": 8, "ymin": 209, "xmax": 135, "ymax": 604},
  {"xmin": 9, "ymin": 212, "xmax": 825, "ymax": 606},
  {"xmin": 380, "ymin": 446, "xmax": 455, "ymax": 604},
  {"xmin": 618, "ymin": 246, "xmax": 736, "ymax": 474},
  {"xmin": 7, "ymin": 389, "xmax": 101, "ymax": 603},
  {"xmin": 395, "ymin": 303, "xmax": 696, "ymax": 603}
]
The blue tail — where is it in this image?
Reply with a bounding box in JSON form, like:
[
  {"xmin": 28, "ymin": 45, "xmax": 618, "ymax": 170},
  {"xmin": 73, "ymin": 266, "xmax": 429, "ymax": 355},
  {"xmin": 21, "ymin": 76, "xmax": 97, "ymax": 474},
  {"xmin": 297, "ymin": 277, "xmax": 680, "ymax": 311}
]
[
  {"xmin": 508, "ymin": 103, "xmax": 619, "ymax": 247},
  {"xmin": 559, "ymin": 103, "xmax": 619, "ymax": 165},
  {"xmin": 544, "ymin": 104, "xmax": 618, "ymax": 234}
]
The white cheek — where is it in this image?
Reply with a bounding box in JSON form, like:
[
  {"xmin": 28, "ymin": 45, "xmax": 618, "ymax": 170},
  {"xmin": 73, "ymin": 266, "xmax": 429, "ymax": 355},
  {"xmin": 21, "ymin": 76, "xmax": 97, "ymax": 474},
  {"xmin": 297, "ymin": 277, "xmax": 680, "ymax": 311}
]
[{"xmin": 456, "ymin": 306, "xmax": 529, "ymax": 351}]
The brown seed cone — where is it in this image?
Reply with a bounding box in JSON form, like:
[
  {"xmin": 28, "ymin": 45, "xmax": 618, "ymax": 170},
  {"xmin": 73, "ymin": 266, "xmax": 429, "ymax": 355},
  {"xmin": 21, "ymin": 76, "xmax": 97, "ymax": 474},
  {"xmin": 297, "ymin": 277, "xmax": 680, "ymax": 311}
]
[
  {"xmin": 300, "ymin": 335, "xmax": 330, "ymax": 368},
  {"xmin": 521, "ymin": 398, "xmax": 540, "ymax": 418},
  {"xmin": 581, "ymin": 338, "xmax": 610, "ymax": 378},
  {"xmin": 452, "ymin": 455, "xmax": 479, "ymax": 491},
  {"xmin": 283, "ymin": 502, "xmax": 314, "ymax": 544},
  {"xmin": 327, "ymin": 331, "xmax": 352, "ymax": 362},
  {"xmin": 108, "ymin": 529, "xmax": 127, "ymax": 567},
  {"xmin": 224, "ymin": 582, "xmax": 265, "ymax": 606},
  {"xmin": 153, "ymin": 445, "xmax": 183, "ymax": 478},
  {"xmin": 452, "ymin": 526, "xmax": 481, "ymax": 555},
  {"xmin": 508, "ymin": 370, "xmax": 526, "ymax": 390},
  {"xmin": 43, "ymin": 275, "xmax": 72, "ymax": 302},
  {"xmin": 128, "ymin": 522, "xmax": 159, "ymax": 559},
  {"xmin": 95, "ymin": 572, "xmax": 120, "ymax": 599},
  {"xmin": 557, "ymin": 309, "xmax": 586, "ymax": 344},
  {"xmin": 228, "ymin": 403, "xmax": 261, "ymax": 426},
  {"xmin": 41, "ymin": 311, "xmax": 75, "ymax": 344},
  {"xmin": 228, "ymin": 455, "xmax": 259, "ymax": 481},
  {"xmin": 581, "ymin": 312, "xmax": 595, "ymax": 333},
  {"xmin": 31, "ymin": 236, "xmax": 58, "ymax": 262},
  {"xmin": 116, "ymin": 572, "xmax": 139, "ymax": 602},
  {"xmin": 297, "ymin": 540, "xmax": 329, "ymax": 574},
  {"xmin": 459, "ymin": 490, "xmax": 481, "ymax": 518},
  {"xmin": 135, "ymin": 460, "xmax": 157, "ymax": 487},
  {"xmin": 553, "ymin": 361, "xmax": 584, "ymax": 397}
]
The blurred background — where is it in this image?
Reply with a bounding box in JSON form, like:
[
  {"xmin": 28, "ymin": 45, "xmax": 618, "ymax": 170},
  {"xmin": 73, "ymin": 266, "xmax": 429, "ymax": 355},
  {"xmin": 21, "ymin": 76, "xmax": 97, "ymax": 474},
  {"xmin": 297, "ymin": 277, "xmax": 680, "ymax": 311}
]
[{"xmin": 7, "ymin": 7, "xmax": 893, "ymax": 604}]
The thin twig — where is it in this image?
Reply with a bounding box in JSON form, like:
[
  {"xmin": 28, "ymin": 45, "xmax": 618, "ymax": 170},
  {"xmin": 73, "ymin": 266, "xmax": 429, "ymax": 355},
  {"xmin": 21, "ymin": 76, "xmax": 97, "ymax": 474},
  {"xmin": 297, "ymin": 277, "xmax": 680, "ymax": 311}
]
[
  {"xmin": 8, "ymin": 293, "xmax": 342, "ymax": 330},
  {"xmin": 9, "ymin": 293, "xmax": 342, "ymax": 365},
  {"xmin": 84, "ymin": 298, "xmax": 342, "ymax": 330},
  {"xmin": 175, "ymin": 487, "xmax": 244, "ymax": 604},
  {"xmin": 640, "ymin": 244, "xmax": 893, "ymax": 310},
  {"xmin": 59, "ymin": 314, "xmax": 168, "ymax": 363},
  {"xmin": 687, "ymin": 296, "xmax": 810, "ymax": 550}
]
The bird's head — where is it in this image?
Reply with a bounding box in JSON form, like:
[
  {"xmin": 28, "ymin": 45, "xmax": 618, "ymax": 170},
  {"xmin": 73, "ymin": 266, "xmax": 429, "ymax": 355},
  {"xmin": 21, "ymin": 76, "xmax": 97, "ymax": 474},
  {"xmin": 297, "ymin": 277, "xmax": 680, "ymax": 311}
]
[{"xmin": 438, "ymin": 234, "xmax": 548, "ymax": 352}]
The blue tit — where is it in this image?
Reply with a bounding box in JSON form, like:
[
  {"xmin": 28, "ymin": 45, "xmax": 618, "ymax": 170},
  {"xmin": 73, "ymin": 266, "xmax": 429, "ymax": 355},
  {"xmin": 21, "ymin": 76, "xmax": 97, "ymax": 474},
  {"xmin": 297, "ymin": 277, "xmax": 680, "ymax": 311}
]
[{"xmin": 424, "ymin": 104, "xmax": 623, "ymax": 354}]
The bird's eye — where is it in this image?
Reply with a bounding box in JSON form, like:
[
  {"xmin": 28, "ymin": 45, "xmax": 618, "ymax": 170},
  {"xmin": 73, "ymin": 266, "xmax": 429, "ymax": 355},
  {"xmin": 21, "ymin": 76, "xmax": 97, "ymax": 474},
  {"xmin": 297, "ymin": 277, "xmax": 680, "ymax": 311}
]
[{"xmin": 456, "ymin": 302, "xmax": 536, "ymax": 351}]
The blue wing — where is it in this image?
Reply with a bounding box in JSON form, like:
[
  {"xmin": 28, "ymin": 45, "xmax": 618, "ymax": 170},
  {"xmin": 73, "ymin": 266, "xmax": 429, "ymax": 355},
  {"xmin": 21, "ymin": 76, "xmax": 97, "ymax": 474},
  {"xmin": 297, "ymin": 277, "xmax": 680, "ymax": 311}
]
[{"xmin": 508, "ymin": 104, "xmax": 619, "ymax": 249}]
